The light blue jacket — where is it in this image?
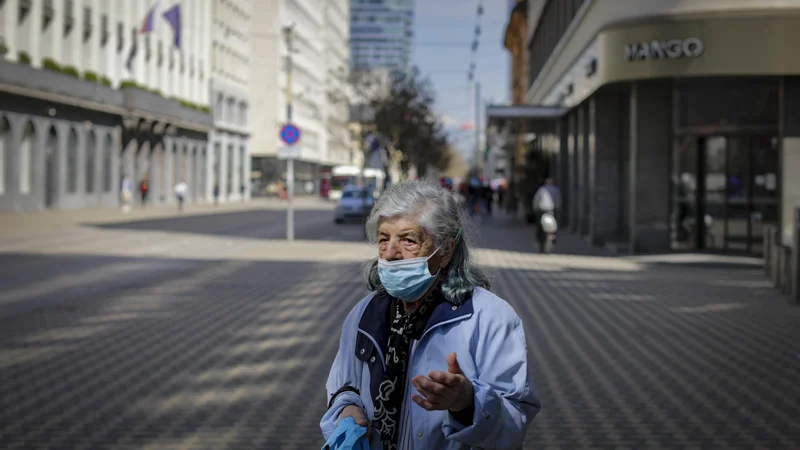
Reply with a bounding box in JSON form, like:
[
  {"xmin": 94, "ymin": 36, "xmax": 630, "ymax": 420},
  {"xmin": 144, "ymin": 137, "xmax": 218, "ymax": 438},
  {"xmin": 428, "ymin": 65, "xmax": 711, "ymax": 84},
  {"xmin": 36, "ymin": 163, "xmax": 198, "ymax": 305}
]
[{"xmin": 320, "ymin": 288, "xmax": 540, "ymax": 449}]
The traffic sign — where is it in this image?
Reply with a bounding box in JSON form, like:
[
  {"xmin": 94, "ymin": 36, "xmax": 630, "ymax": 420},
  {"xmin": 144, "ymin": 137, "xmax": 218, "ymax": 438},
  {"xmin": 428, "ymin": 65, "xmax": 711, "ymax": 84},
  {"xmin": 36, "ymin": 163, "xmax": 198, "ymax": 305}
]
[
  {"xmin": 280, "ymin": 123, "xmax": 301, "ymax": 145},
  {"xmin": 278, "ymin": 146, "xmax": 301, "ymax": 160}
]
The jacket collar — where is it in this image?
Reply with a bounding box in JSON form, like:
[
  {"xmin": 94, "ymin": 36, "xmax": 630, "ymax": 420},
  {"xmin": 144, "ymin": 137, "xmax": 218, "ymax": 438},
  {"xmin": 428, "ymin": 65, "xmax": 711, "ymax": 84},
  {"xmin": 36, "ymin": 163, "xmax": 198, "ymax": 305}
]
[{"xmin": 358, "ymin": 290, "xmax": 474, "ymax": 356}]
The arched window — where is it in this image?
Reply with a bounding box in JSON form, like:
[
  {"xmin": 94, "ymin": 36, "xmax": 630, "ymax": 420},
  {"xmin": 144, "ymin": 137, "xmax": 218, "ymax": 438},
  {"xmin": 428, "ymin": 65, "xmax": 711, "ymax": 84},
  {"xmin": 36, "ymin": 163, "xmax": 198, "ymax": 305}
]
[
  {"xmin": 19, "ymin": 122, "xmax": 34, "ymax": 194},
  {"xmin": 67, "ymin": 129, "xmax": 79, "ymax": 193},
  {"xmin": 86, "ymin": 131, "xmax": 96, "ymax": 193},
  {"xmin": 0, "ymin": 118, "xmax": 9, "ymax": 196},
  {"xmin": 103, "ymin": 135, "xmax": 113, "ymax": 192}
]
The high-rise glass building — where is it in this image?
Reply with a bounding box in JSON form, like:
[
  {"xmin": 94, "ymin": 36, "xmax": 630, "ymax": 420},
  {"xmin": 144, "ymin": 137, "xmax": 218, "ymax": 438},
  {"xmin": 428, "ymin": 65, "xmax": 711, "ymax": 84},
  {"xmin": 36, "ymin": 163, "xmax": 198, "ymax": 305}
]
[{"xmin": 350, "ymin": 0, "xmax": 414, "ymax": 73}]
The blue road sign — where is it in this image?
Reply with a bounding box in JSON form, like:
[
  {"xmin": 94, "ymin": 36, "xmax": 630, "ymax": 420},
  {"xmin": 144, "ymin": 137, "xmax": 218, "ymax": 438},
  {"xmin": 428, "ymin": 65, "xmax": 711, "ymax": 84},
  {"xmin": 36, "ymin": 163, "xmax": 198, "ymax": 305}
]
[{"xmin": 280, "ymin": 123, "xmax": 301, "ymax": 145}]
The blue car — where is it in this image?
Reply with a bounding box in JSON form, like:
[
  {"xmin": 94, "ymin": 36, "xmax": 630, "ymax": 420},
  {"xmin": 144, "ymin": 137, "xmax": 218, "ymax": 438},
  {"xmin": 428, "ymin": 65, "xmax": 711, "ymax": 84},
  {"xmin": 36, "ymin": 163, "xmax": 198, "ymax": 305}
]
[{"xmin": 334, "ymin": 186, "xmax": 375, "ymax": 223}]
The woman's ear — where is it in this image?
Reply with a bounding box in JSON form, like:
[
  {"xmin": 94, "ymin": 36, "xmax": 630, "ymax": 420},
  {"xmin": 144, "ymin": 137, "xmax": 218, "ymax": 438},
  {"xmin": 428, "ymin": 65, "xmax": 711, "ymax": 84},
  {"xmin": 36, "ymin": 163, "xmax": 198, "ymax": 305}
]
[{"xmin": 440, "ymin": 239, "xmax": 456, "ymax": 268}]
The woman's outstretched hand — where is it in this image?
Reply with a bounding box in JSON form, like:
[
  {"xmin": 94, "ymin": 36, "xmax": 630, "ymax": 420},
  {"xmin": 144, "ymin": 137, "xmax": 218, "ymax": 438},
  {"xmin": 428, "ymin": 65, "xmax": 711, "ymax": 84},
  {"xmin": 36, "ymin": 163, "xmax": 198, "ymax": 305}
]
[{"xmin": 411, "ymin": 352, "xmax": 474, "ymax": 413}]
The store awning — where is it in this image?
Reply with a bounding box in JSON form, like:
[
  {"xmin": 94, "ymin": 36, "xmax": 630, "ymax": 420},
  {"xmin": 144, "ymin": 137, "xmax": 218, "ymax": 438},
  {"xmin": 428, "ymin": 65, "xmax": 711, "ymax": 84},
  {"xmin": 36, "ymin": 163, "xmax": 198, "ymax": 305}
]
[{"xmin": 486, "ymin": 105, "xmax": 567, "ymax": 134}]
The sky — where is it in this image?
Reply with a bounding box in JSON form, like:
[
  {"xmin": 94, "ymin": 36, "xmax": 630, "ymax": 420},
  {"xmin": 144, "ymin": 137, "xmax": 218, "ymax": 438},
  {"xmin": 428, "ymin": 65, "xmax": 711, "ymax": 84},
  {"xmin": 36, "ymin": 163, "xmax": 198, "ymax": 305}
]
[{"xmin": 412, "ymin": 0, "xmax": 512, "ymax": 165}]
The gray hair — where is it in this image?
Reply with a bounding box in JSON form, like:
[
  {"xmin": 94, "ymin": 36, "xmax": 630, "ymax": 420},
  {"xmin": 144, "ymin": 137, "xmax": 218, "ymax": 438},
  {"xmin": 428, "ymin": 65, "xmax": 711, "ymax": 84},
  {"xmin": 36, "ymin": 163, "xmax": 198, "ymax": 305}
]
[{"xmin": 363, "ymin": 180, "xmax": 490, "ymax": 304}]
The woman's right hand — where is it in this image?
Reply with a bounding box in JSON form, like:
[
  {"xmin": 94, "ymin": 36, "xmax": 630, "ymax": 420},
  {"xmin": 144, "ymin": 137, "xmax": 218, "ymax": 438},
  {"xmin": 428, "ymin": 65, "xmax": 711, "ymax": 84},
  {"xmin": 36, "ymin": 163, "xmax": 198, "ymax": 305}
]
[{"xmin": 339, "ymin": 405, "xmax": 371, "ymax": 438}]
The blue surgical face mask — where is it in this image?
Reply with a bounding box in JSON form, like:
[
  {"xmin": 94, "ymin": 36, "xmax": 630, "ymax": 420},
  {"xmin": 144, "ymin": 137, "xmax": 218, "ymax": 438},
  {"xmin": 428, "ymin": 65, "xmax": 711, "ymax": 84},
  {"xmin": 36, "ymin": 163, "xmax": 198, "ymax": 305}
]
[{"xmin": 378, "ymin": 247, "xmax": 441, "ymax": 302}]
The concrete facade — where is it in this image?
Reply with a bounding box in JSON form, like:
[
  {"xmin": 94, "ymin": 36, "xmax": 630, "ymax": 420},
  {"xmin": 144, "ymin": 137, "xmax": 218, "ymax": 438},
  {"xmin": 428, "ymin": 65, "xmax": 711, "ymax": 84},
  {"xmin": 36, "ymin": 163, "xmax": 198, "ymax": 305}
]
[
  {"xmin": 0, "ymin": 0, "xmax": 214, "ymax": 212},
  {"xmin": 210, "ymin": 0, "xmax": 252, "ymax": 203},
  {"xmin": 495, "ymin": 0, "xmax": 800, "ymax": 256},
  {"xmin": 249, "ymin": 0, "xmax": 352, "ymax": 197}
]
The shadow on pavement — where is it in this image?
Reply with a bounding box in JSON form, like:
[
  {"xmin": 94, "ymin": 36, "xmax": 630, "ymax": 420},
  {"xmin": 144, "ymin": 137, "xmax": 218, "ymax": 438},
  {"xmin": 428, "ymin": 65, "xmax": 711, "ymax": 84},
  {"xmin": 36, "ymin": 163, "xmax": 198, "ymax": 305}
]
[
  {"xmin": 90, "ymin": 208, "xmax": 372, "ymax": 244},
  {"xmin": 0, "ymin": 252, "xmax": 369, "ymax": 449},
  {"xmin": 0, "ymin": 250, "xmax": 798, "ymax": 449}
]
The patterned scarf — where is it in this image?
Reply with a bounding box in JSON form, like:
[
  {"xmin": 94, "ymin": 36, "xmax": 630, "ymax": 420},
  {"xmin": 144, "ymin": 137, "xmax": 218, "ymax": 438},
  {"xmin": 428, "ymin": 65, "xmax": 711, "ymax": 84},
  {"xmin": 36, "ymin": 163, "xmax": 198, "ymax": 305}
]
[{"xmin": 372, "ymin": 296, "xmax": 442, "ymax": 450}]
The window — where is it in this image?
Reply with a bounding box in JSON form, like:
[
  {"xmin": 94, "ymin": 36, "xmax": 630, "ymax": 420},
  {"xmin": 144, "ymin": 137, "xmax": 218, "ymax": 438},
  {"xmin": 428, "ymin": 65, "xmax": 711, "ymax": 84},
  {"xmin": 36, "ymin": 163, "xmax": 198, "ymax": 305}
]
[
  {"xmin": 67, "ymin": 129, "xmax": 78, "ymax": 194},
  {"xmin": 86, "ymin": 131, "xmax": 96, "ymax": 193},
  {"xmin": 117, "ymin": 21, "xmax": 124, "ymax": 52},
  {"xmin": 103, "ymin": 136, "xmax": 112, "ymax": 192},
  {"xmin": 216, "ymin": 93, "xmax": 224, "ymax": 121},
  {"xmin": 19, "ymin": 122, "xmax": 34, "ymax": 194},
  {"xmin": 101, "ymin": 14, "xmax": 109, "ymax": 46},
  {"xmin": 64, "ymin": 0, "xmax": 74, "ymax": 36},
  {"xmin": 239, "ymin": 102, "xmax": 247, "ymax": 126},
  {"xmin": 83, "ymin": 6, "xmax": 92, "ymax": 42}
]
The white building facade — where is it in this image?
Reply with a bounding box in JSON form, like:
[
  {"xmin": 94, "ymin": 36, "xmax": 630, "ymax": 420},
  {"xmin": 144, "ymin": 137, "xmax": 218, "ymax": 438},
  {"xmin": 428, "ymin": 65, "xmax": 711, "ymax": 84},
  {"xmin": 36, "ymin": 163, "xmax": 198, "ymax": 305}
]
[
  {"xmin": 0, "ymin": 0, "xmax": 214, "ymax": 212},
  {"xmin": 210, "ymin": 0, "xmax": 251, "ymax": 202},
  {"xmin": 250, "ymin": 0, "xmax": 351, "ymax": 197}
]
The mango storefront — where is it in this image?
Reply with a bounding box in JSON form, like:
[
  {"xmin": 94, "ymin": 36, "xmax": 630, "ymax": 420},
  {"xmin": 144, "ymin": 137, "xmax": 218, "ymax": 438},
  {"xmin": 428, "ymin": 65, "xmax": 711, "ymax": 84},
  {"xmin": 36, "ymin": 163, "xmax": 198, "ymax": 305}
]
[{"xmin": 510, "ymin": 12, "xmax": 800, "ymax": 255}]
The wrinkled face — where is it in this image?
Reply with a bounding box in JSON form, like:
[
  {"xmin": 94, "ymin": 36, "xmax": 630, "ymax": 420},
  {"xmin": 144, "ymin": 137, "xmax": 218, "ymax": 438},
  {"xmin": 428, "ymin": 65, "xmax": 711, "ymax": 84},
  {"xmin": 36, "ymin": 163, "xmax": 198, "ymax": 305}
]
[{"xmin": 377, "ymin": 215, "xmax": 454, "ymax": 274}]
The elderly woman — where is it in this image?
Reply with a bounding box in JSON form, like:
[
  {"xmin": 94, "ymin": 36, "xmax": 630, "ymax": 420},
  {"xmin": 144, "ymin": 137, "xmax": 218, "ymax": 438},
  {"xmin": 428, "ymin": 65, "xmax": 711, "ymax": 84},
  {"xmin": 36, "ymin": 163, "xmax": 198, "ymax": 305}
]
[{"xmin": 320, "ymin": 181, "xmax": 540, "ymax": 449}]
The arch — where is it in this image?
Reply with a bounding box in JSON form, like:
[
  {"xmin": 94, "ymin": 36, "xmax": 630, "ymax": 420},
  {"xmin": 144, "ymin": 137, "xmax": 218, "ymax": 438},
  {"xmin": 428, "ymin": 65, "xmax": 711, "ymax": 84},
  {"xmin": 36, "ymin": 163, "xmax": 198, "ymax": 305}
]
[
  {"xmin": 67, "ymin": 128, "xmax": 79, "ymax": 194},
  {"xmin": 86, "ymin": 130, "xmax": 96, "ymax": 194},
  {"xmin": 45, "ymin": 126, "xmax": 58, "ymax": 207},
  {"xmin": 0, "ymin": 117, "xmax": 9, "ymax": 196},
  {"xmin": 171, "ymin": 141, "xmax": 179, "ymax": 188},
  {"xmin": 19, "ymin": 121, "xmax": 35, "ymax": 194},
  {"xmin": 181, "ymin": 141, "xmax": 189, "ymax": 185},
  {"xmin": 102, "ymin": 134, "xmax": 113, "ymax": 192}
]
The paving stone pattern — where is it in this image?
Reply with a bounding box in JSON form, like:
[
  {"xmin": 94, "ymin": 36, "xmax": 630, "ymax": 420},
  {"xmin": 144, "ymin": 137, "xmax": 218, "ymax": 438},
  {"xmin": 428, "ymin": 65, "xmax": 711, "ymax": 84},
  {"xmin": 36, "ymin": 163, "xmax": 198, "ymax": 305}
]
[{"xmin": 0, "ymin": 212, "xmax": 798, "ymax": 449}]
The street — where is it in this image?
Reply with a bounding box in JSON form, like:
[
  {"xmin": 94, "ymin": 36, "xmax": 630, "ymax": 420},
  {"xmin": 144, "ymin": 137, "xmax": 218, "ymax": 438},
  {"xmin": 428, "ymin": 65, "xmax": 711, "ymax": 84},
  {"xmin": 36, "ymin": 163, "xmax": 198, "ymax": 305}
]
[{"xmin": 0, "ymin": 202, "xmax": 799, "ymax": 449}]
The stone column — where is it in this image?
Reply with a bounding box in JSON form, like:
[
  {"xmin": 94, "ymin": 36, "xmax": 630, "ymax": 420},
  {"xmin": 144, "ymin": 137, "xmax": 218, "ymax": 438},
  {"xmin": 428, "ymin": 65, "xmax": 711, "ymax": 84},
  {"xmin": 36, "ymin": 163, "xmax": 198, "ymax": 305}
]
[
  {"xmin": 28, "ymin": 0, "xmax": 43, "ymax": 66},
  {"xmin": 568, "ymin": 112, "xmax": 578, "ymax": 232},
  {"xmin": 219, "ymin": 133, "xmax": 229, "ymax": 201},
  {"xmin": 557, "ymin": 118, "xmax": 570, "ymax": 227},
  {"xmin": 628, "ymin": 81, "xmax": 673, "ymax": 254},
  {"xmin": 3, "ymin": 0, "xmax": 18, "ymax": 61},
  {"xmin": 242, "ymin": 137, "xmax": 251, "ymax": 200},
  {"xmin": 590, "ymin": 89, "xmax": 624, "ymax": 245},
  {"xmin": 231, "ymin": 135, "xmax": 241, "ymax": 200},
  {"xmin": 163, "ymin": 136, "xmax": 174, "ymax": 204}
]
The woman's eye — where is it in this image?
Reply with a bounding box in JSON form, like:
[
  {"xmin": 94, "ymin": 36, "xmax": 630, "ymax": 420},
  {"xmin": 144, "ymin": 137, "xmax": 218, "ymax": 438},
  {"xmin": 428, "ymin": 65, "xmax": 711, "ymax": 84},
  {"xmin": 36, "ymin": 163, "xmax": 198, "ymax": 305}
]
[{"xmin": 403, "ymin": 238, "xmax": 417, "ymax": 245}]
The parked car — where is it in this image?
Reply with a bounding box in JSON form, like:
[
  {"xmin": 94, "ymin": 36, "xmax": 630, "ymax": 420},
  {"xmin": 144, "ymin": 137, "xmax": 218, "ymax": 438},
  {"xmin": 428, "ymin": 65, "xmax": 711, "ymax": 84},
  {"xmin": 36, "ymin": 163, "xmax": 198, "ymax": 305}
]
[{"xmin": 334, "ymin": 186, "xmax": 375, "ymax": 224}]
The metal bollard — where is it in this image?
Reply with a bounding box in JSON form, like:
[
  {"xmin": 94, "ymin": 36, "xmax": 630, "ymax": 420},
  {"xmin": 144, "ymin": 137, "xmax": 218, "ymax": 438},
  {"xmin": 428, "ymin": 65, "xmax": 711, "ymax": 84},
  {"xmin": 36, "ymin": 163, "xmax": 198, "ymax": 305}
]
[
  {"xmin": 792, "ymin": 207, "xmax": 800, "ymax": 304},
  {"xmin": 764, "ymin": 225, "xmax": 772, "ymax": 277},
  {"xmin": 772, "ymin": 227, "xmax": 781, "ymax": 288}
]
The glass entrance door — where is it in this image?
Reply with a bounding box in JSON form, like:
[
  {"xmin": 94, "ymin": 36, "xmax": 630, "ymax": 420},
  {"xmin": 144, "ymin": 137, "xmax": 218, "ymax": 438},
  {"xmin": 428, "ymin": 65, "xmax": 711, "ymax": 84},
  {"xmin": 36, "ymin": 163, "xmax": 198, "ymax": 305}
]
[{"xmin": 671, "ymin": 134, "xmax": 779, "ymax": 255}]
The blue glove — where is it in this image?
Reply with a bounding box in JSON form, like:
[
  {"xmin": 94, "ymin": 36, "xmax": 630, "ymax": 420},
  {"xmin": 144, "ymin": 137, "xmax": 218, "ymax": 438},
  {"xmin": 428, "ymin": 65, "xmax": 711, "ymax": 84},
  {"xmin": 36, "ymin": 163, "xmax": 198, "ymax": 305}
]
[{"xmin": 321, "ymin": 416, "xmax": 369, "ymax": 450}]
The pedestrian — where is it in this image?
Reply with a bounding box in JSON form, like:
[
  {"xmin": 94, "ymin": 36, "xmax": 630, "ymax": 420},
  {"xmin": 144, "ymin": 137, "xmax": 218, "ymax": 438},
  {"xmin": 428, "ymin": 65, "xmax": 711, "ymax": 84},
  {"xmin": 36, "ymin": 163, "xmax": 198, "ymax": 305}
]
[
  {"xmin": 213, "ymin": 183, "xmax": 220, "ymax": 206},
  {"xmin": 532, "ymin": 177, "xmax": 561, "ymax": 251},
  {"xmin": 483, "ymin": 181, "xmax": 494, "ymax": 217},
  {"xmin": 320, "ymin": 180, "xmax": 540, "ymax": 449},
  {"xmin": 175, "ymin": 180, "xmax": 188, "ymax": 212},
  {"xmin": 240, "ymin": 183, "xmax": 246, "ymax": 202},
  {"xmin": 120, "ymin": 175, "xmax": 133, "ymax": 213},
  {"xmin": 497, "ymin": 183, "xmax": 506, "ymax": 211},
  {"xmin": 139, "ymin": 176, "xmax": 149, "ymax": 207}
]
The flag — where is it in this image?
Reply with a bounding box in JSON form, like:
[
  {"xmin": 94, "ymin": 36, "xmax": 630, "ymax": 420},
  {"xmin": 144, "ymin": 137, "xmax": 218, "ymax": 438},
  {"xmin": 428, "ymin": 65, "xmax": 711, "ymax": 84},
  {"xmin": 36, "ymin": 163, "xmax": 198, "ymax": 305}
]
[
  {"xmin": 162, "ymin": 4, "xmax": 181, "ymax": 49},
  {"xmin": 140, "ymin": 2, "xmax": 160, "ymax": 33}
]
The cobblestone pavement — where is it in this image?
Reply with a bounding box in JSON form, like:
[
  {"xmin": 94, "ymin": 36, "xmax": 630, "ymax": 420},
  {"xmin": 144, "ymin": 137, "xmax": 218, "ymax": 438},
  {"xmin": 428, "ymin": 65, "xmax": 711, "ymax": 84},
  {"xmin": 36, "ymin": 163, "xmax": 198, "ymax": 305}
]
[{"xmin": 0, "ymin": 210, "xmax": 799, "ymax": 449}]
